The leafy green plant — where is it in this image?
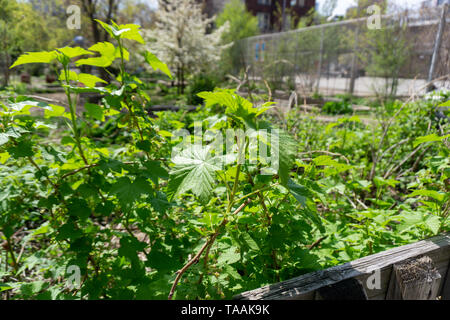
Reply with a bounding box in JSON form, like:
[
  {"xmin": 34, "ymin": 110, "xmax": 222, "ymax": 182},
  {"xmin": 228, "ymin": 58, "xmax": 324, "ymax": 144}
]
[
  {"xmin": 322, "ymin": 100, "xmax": 353, "ymax": 115},
  {"xmin": 186, "ymin": 74, "xmax": 218, "ymax": 106},
  {"xmin": 0, "ymin": 18, "xmax": 448, "ymax": 301},
  {"xmin": 0, "ymin": 20, "xmax": 177, "ymax": 299}
]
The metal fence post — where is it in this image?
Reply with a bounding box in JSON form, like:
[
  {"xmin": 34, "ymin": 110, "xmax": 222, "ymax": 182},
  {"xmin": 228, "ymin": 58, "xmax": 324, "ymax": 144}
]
[
  {"xmin": 349, "ymin": 23, "xmax": 361, "ymax": 95},
  {"xmin": 316, "ymin": 26, "xmax": 325, "ymax": 93},
  {"xmin": 427, "ymin": 3, "xmax": 448, "ymax": 91}
]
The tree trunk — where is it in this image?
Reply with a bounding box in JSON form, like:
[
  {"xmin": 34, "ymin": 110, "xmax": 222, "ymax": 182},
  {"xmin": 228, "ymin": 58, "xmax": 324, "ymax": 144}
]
[
  {"xmin": 3, "ymin": 52, "xmax": 10, "ymax": 86},
  {"xmin": 81, "ymin": 0, "xmax": 119, "ymax": 82}
]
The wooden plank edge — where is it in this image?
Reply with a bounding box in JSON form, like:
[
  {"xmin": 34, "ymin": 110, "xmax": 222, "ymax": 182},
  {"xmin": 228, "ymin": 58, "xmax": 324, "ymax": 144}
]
[{"xmin": 234, "ymin": 233, "xmax": 450, "ymax": 300}]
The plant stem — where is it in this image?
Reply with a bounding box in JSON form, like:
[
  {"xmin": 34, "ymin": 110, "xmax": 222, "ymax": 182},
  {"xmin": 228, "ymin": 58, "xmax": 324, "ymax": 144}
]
[
  {"xmin": 5, "ymin": 237, "xmax": 18, "ymax": 272},
  {"xmin": 63, "ymin": 66, "xmax": 88, "ymax": 165},
  {"xmin": 168, "ymin": 199, "xmax": 251, "ymax": 300}
]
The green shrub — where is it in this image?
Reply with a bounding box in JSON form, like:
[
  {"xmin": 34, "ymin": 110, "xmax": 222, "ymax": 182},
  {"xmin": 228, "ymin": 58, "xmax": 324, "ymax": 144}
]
[
  {"xmin": 322, "ymin": 100, "xmax": 353, "ymax": 115},
  {"xmin": 187, "ymin": 74, "xmax": 217, "ymax": 105}
]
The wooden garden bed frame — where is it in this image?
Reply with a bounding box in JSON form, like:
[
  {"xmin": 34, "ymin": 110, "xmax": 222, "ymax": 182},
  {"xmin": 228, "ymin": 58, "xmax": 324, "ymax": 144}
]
[{"xmin": 235, "ymin": 233, "xmax": 450, "ymax": 300}]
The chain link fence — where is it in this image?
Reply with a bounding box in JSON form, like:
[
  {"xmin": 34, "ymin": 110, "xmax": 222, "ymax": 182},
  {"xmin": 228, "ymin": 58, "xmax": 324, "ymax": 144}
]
[{"xmin": 237, "ymin": 5, "xmax": 450, "ymax": 98}]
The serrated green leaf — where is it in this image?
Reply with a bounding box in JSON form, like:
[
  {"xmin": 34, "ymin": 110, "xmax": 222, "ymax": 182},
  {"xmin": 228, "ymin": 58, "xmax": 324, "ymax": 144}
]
[
  {"xmin": 240, "ymin": 233, "xmax": 259, "ymax": 251},
  {"xmin": 110, "ymin": 176, "xmax": 153, "ymax": 207},
  {"xmin": 10, "ymin": 51, "xmax": 58, "ymax": 68},
  {"xmin": 287, "ymin": 179, "xmax": 309, "ymax": 207},
  {"xmin": 116, "ymin": 24, "xmax": 145, "ymax": 43},
  {"xmin": 77, "ymin": 73, "xmax": 107, "ymax": 87},
  {"xmin": 84, "ymin": 103, "xmax": 104, "ymax": 121},
  {"xmin": 408, "ymin": 189, "xmax": 446, "ymax": 203},
  {"xmin": 76, "ymin": 42, "xmax": 116, "ymax": 67},
  {"xmin": 424, "ymin": 215, "xmax": 441, "ymax": 234},
  {"xmin": 274, "ymin": 129, "xmax": 297, "ymax": 185},
  {"xmin": 44, "ymin": 104, "xmax": 68, "ymax": 119},
  {"xmin": 438, "ymin": 100, "xmax": 450, "ymax": 107},
  {"xmin": 217, "ymin": 246, "xmax": 240, "ymax": 265},
  {"xmin": 144, "ymin": 51, "xmax": 172, "ymax": 79},
  {"xmin": 59, "ymin": 70, "xmax": 78, "ymax": 82},
  {"xmin": 143, "ymin": 160, "xmax": 169, "ymax": 184},
  {"xmin": 0, "ymin": 127, "xmax": 26, "ymax": 146},
  {"xmin": 67, "ymin": 198, "xmax": 90, "ymax": 219},
  {"xmin": 413, "ymin": 133, "xmax": 450, "ymax": 148},
  {"xmin": 57, "ymin": 47, "xmax": 93, "ymax": 59},
  {"xmin": 167, "ymin": 144, "xmax": 223, "ymax": 202},
  {"xmin": 7, "ymin": 140, "xmax": 33, "ymax": 158}
]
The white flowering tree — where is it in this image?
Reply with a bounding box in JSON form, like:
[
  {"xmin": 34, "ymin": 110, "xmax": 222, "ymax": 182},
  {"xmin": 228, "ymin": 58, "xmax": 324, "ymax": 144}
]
[{"xmin": 144, "ymin": 0, "xmax": 230, "ymax": 94}]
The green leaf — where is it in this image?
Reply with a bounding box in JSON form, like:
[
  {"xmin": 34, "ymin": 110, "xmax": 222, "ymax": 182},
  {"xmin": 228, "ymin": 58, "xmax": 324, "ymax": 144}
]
[
  {"xmin": 77, "ymin": 73, "xmax": 107, "ymax": 87},
  {"xmin": 424, "ymin": 215, "xmax": 441, "ymax": 234},
  {"xmin": 119, "ymin": 237, "xmax": 146, "ymax": 263},
  {"xmin": 116, "ymin": 24, "xmax": 145, "ymax": 43},
  {"xmin": 44, "ymin": 104, "xmax": 68, "ymax": 119},
  {"xmin": 5, "ymin": 100, "xmax": 52, "ymax": 116},
  {"xmin": 413, "ymin": 133, "xmax": 450, "ymax": 148},
  {"xmin": 198, "ymin": 90, "xmax": 258, "ymax": 127},
  {"xmin": 438, "ymin": 100, "xmax": 450, "ymax": 107},
  {"xmin": 4, "ymin": 100, "xmax": 69, "ymax": 118},
  {"xmin": 217, "ymin": 246, "xmax": 240, "ymax": 265},
  {"xmin": 7, "ymin": 140, "xmax": 33, "ymax": 158},
  {"xmin": 76, "ymin": 42, "xmax": 117, "ymax": 67},
  {"xmin": 198, "ymin": 90, "xmax": 273, "ymax": 128},
  {"xmin": 0, "ymin": 284, "xmax": 13, "ymax": 293},
  {"xmin": 274, "ymin": 129, "xmax": 297, "ymax": 185},
  {"xmin": 143, "ymin": 160, "xmax": 169, "ymax": 185},
  {"xmin": 149, "ymin": 191, "xmax": 170, "ymax": 215},
  {"xmin": 287, "ymin": 179, "xmax": 309, "ymax": 207},
  {"xmin": 33, "ymin": 222, "xmax": 50, "ymax": 235},
  {"xmin": 167, "ymin": 144, "xmax": 223, "ymax": 202},
  {"xmin": 57, "ymin": 47, "xmax": 93, "ymax": 59},
  {"xmin": 84, "ymin": 103, "xmax": 104, "ymax": 121},
  {"xmin": 110, "ymin": 177, "xmax": 153, "ymax": 207},
  {"xmin": 0, "ymin": 127, "xmax": 26, "ymax": 146},
  {"xmin": 95, "ymin": 20, "xmax": 145, "ymax": 44},
  {"xmin": 20, "ymin": 281, "xmax": 47, "ymax": 297},
  {"xmin": 59, "ymin": 70, "xmax": 78, "ymax": 82},
  {"xmin": 146, "ymin": 244, "xmax": 178, "ymax": 271},
  {"xmin": 408, "ymin": 190, "xmax": 446, "ymax": 203},
  {"xmin": 10, "ymin": 51, "xmax": 58, "ymax": 68},
  {"xmin": 0, "ymin": 152, "xmax": 10, "ymax": 164},
  {"xmin": 144, "ymin": 51, "xmax": 172, "ymax": 79},
  {"xmin": 67, "ymin": 198, "xmax": 90, "ymax": 219},
  {"xmin": 287, "ymin": 179, "xmax": 324, "ymax": 231},
  {"xmin": 240, "ymin": 233, "xmax": 259, "ymax": 251},
  {"xmin": 136, "ymin": 140, "xmax": 151, "ymax": 152},
  {"xmin": 95, "ymin": 20, "xmax": 115, "ymax": 38}
]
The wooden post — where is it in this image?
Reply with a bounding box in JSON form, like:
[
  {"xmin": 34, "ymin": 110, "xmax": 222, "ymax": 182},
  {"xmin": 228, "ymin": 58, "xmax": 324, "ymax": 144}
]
[
  {"xmin": 442, "ymin": 262, "xmax": 450, "ymax": 300},
  {"xmin": 386, "ymin": 255, "xmax": 442, "ymax": 300},
  {"xmin": 427, "ymin": 3, "xmax": 448, "ymax": 91}
]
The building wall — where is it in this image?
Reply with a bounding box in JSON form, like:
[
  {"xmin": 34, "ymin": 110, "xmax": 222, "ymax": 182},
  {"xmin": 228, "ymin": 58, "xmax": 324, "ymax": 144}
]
[
  {"xmin": 245, "ymin": 0, "xmax": 316, "ymax": 31},
  {"xmin": 201, "ymin": 0, "xmax": 315, "ymax": 32}
]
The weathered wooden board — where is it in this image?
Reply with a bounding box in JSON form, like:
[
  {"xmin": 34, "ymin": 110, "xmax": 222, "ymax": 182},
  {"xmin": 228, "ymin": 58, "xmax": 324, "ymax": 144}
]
[
  {"xmin": 386, "ymin": 255, "xmax": 442, "ymax": 300},
  {"xmin": 442, "ymin": 262, "xmax": 450, "ymax": 300},
  {"xmin": 234, "ymin": 233, "xmax": 450, "ymax": 300},
  {"xmin": 316, "ymin": 278, "xmax": 368, "ymax": 300}
]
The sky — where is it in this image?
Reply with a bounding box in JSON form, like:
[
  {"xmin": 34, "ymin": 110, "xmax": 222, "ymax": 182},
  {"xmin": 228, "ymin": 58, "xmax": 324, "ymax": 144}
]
[
  {"xmin": 144, "ymin": 0, "xmax": 426, "ymax": 15},
  {"xmin": 146, "ymin": 0, "xmax": 158, "ymax": 10}
]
